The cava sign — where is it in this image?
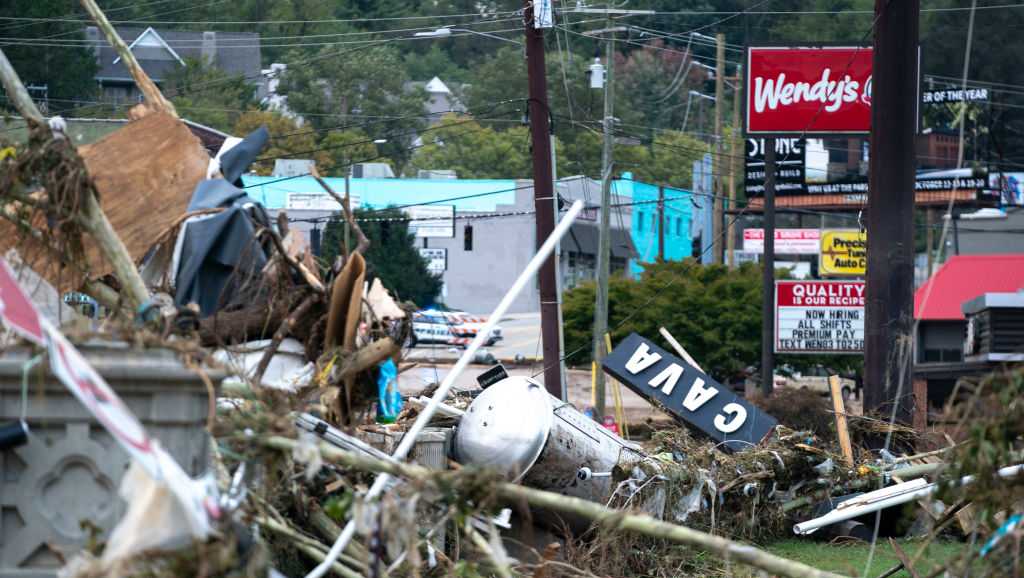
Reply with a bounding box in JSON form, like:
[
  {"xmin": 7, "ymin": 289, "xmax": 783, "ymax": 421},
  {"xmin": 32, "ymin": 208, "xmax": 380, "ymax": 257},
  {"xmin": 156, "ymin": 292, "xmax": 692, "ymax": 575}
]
[{"xmin": 603, "ymin": 333, "xmax": 778, "ymax": 451}]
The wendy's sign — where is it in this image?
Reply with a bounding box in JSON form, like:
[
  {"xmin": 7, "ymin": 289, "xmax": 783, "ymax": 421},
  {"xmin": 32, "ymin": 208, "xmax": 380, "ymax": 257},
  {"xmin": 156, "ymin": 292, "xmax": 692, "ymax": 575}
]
[
  {"xmin": 602, "ymin": 333, "xmax": 778, "ymax": 452},
  {"xmin": 745, "ymin": 46, "xmax": 873, "ymax": 135}
]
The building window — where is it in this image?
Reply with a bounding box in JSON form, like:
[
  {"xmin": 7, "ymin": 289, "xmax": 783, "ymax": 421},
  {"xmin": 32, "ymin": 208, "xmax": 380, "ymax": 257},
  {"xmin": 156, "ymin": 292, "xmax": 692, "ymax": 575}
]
[
  {"xmin": 464, "ymin": 224, "xmax": 473, "ymax": 251},
  {"xmin": 638, "ymin": 211, "xmax": 644, "ymax": 232},
  {"xmin": 676, "ymin": 217, "xmax": 682, "ymax": 236}
]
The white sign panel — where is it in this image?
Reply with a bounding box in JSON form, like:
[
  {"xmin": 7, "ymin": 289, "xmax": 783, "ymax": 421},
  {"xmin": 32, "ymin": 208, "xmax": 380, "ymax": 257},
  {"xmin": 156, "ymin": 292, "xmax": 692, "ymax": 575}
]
[
  {"xmin": 775, "ymin": 280, "xmax": 865, "ymax": 354},
  {"xmin": 743, "ymin": 228, "xmax": 821, "ymax": 255},
  {"xmin": 419, "ymin": 247, "xmax": 447, "ymax": 274},
  {"xmin": 406, "ymin": 205, "xmax": 455, "ymax": 238},
  {"xmin": 286, "ymin": 193, "xmax": 361, "ymax": 211}
]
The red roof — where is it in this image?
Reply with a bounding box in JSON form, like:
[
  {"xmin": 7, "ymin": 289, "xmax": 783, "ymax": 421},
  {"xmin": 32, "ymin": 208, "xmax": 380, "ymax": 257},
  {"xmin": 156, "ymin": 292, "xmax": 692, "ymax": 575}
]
[{"xmin": 915, "ymin": 255, "xmax": 1024, "ymax": 321}]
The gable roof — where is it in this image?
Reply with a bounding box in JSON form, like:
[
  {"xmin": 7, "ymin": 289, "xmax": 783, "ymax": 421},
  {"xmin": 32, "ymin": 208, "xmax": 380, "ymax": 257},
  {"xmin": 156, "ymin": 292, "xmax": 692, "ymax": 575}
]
[
  {"xmin": 89, "ymin": 26, "xmax": 261, "ymax": 83},
  {"xmin": 113, "ymin": 27, "xmax": 184, "ymax": 66},
  {"xmin": 914, "ymin": 254, "xmax": 1024, "ymax": 321}
]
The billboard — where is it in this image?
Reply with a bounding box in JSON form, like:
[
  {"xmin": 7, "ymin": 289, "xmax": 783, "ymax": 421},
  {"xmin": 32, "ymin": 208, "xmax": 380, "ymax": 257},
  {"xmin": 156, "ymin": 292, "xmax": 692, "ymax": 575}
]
[
  {"xmin": 743, "ymin": 228, "xmax": 821, "ymax": 254},
  {"xmin": 405, "ymin": 205, "xmax": 455, "ymax": 238},
  {"xmin": 775, "ymin": 280, "xmax": 865, "ymax": 354},
  {"xmin": 745, "ymin": 47, "xmax": 873, "ymax": 135},
  {"xmin": 991, "ymin": 172, "xmax": 1024, "ymax": 206},
  {"xmin": 744, "ymin": 138, "xmax": 807, "ymax": 196}
]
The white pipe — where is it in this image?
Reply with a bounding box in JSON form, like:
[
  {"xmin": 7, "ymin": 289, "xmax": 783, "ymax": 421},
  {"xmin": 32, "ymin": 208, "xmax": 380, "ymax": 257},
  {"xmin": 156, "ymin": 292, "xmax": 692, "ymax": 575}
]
[
  {"xmin": 793, "ymin": 464, "xmax": 1024, "ymax": 535},
  {"xmin": 304, "ymin": 200, "xmax": 585, "ymax": 578}
]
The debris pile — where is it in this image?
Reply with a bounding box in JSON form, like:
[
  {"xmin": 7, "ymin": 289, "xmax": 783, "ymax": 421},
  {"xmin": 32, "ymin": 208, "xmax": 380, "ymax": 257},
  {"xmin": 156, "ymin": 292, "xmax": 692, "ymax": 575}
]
[{"xmin": 1, "ymin": 7, "xmax": 1023, "ymax": 578}]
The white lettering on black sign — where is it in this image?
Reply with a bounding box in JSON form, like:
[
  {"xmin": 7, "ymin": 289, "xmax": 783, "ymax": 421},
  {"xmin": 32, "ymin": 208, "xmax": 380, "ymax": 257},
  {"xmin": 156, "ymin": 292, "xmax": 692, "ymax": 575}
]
[{"xmin": 603, "ymin": 334, "xmax": 778, "ymax": 451}]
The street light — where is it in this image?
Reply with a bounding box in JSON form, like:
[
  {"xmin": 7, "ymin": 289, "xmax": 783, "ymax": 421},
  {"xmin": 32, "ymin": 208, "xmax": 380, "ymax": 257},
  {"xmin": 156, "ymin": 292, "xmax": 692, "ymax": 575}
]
[
  {"xmin": 414, "ymin": 27, "xmax": 521, "ymax": 45},
  {"xmin": 682, "ymin": 90, "xmax": 716, "ymax": 137}
]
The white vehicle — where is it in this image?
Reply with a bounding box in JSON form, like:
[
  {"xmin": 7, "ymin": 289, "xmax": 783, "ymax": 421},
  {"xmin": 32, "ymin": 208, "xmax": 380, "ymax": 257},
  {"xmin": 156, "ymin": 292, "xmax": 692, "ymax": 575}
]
[
  {"xmin": 776, "ymin": 364, "xmax": 856, "ymax": 400},
  {"xmin": 409, "ymin": 312, "xmax": 455, "ymax": 346}
]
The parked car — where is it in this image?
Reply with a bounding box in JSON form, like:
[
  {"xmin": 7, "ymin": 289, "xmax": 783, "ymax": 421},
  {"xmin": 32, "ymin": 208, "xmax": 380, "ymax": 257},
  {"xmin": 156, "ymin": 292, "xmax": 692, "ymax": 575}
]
[
  {"xmin": 775, "ymin": 364, "xmax": 856, "ymax": 400},
  {"xmin": 410, "ymin": 309, "xmax": 503, "ymax": 347},
  {"xmin": 409, "ymin": 312, "xmax": 455, "ymax": 346}
]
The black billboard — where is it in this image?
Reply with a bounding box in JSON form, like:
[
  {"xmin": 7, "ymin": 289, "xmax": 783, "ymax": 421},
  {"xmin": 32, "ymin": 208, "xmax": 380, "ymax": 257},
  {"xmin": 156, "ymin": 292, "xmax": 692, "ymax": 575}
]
[{"xmin": 745, "ymin": 138, "xmax": 807, "ymax": 197}]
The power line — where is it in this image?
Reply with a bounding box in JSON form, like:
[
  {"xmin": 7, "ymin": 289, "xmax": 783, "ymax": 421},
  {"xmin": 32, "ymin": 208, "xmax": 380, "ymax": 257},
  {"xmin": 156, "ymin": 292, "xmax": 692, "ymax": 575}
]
[{"xmin": 0, "ymin": 11, "xmax": 520, "ymax": 26}]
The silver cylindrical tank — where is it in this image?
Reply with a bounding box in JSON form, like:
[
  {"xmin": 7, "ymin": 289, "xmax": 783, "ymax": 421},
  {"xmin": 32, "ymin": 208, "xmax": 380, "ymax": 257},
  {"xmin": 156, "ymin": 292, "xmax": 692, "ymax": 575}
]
[{"xmin": 454, "ymin": 376, "xmax": 664, "ymax": 516}]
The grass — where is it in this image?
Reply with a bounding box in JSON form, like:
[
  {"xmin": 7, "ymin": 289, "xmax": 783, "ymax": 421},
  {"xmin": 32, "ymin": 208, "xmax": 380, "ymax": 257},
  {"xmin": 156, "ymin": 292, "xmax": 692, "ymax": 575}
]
[{"xmin": 764, "ymin": 538, "xmax": 970, "ymax": 577}]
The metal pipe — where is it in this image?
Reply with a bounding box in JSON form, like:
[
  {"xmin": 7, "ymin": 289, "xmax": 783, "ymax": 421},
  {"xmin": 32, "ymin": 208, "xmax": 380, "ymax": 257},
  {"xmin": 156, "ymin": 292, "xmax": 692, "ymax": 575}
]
[
  {"xmin": 303, "ymin": 200, "xmax": 585, "ymax": 578},
  {"xmin": 794, "ymin": 464, "xmax": 1024, "ymax": 535}
]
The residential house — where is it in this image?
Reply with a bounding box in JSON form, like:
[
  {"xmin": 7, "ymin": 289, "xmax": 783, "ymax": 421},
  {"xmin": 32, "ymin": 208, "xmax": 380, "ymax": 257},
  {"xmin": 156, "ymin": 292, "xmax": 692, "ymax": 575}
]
[{"xmin": 86, "ymin": 26, "xmax": 262, "ymax": 105}]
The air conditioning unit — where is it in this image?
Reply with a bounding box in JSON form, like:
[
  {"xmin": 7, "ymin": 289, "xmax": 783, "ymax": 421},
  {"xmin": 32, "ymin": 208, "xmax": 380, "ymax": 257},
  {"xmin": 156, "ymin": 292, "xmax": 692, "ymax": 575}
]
[
  {"xmin": 417, "ymin": 169, "xmax": 458, "ymax": 179},
  {"xmin": 351, "ymin": 163, "xmax": 395, "ymax": 179}
]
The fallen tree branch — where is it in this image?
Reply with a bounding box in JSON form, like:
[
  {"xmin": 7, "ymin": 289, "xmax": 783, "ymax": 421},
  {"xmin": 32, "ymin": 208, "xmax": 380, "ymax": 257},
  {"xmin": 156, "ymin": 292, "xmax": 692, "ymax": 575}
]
[
  {"xmin": 78, "ymin": 0, "xmax": 177, "ymax": 116},
  {"xmin": 264, "ymin": 226, "xmax": 325, "ymax": 293},
  {"xmin": 311, "ymin": 173, "xmax": 369, "ymax": 256},
  {"xmin": 252, "ymin": 294, "xmax": 318, "ymax": 386},
  {"xmin": 262, "ymin": 436, "xmax": 849, "ymax": 578},
  {"xmin": 0, "ymin": 48, "xmax": 43, "ymax": 127}
]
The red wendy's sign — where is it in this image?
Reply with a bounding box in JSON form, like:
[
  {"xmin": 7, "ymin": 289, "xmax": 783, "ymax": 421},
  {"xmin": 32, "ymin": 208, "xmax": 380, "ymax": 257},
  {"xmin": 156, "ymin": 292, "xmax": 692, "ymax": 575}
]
[{"xmin": 745, "ymin": 47, "xmax": 873, "ymax": 135}]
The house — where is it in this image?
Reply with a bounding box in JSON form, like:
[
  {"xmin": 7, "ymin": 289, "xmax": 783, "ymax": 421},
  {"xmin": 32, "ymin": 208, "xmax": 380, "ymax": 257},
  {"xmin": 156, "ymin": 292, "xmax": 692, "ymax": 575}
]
[
  {"xmin": 408, "ymin": 77, "xmax": 466, "ymax": 124},
  {"xmin": 86, "ymin": 26, "xmax": 262, "ymax": 104}
]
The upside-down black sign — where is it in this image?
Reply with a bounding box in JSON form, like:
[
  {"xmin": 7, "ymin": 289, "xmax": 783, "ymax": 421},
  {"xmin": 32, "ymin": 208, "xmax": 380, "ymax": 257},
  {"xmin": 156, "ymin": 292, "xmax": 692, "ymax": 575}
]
[{"xmin": 602, "ymin": 333, "xmax": 778, "ymax": 452}]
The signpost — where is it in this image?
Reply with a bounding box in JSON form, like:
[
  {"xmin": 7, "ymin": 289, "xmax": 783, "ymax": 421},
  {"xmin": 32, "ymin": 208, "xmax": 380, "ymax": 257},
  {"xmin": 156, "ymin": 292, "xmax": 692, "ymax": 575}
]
[
  {"xmin": 819, "ymin": 229, "xmax": 867, "ymax": 276},
  {"xmin": 743, "ymin": 228, "xmax": 820, "ymax": 254},
  {"xmin": 603, "ymin": 333, "xmax": 778, "ymax": 451},
  {"xmin": 775, "ymin": 280, "xmax": 865, "ymax": 354},
  {"xmin": 745, "ymin": 47, "xmax": 873, "ymax": 136},
  {"xmin": 405, "ymin": 205, "xmax": 455, "ymax": 238},
  {"xmin": 418, "ymin": 247, "xmax": 447, "ymax": 274}
]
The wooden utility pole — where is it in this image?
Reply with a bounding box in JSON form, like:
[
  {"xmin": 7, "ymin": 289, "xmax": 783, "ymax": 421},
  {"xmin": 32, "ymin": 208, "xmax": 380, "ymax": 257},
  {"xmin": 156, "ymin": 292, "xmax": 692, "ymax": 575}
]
[
  {"xmin": 657, "ymin": 186, "xmax": 665, "ymax": 261},
  {"xmin": 727, "ymin": 70, "xmax": 742, "ymax": 268},
  {"xmin": 592, "ymin": 19, "xmax": 615, "ymax": 418},
  {"xmin": 864, "ymin": 0, "xmax": 920, "ymax": 418},
  {"xmin": 761, "ymin": 138, "xmax": 776, "ymax": 397},
  {"xmin": 711, "ymin": 33, "xmax": 726, "ymax": 264},
  {"xmin": 523, "ymin": 0, "xmax": 563, "ymax": 400}
]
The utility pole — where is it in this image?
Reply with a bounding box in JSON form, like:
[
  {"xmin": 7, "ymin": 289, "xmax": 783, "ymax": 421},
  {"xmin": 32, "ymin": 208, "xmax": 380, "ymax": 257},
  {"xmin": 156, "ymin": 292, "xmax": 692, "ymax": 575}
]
[
  {"xmin": 711, "ymin": 32, "xmax": 726, "ymax": 265},
  {"xmin": 864, "ymin": 0, "xmax": 919, "ymax": 418},
  {"xmin": 593, "ymin": 19, "xmax": 615, "ymax": 420},
  {"xmin": 657, "ymin": 185, "xmax": 665, "ymax": 261},
  {"xmin": 727, "ymin": 68, "xmax": 742, "ymax": 268},
  {"xmin": 761, "ymin": 139, "xmax": 776, "ymax": 396},
  {"xmin": 523, "ymin": 0, "xmax": 563, "ymax": 400}
]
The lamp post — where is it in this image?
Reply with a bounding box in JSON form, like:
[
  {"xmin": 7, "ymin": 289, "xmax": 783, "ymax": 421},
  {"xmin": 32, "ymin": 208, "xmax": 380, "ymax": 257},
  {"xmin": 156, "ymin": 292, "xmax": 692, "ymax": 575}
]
[{"xmin": 414, "ymin": 27, "xmax": 522, "ymax": 45}]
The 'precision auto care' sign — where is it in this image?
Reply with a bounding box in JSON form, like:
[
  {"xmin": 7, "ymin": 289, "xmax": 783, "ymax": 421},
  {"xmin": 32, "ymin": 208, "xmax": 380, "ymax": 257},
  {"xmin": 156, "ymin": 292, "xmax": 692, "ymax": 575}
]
[
  {"xmin": 745, "ymin": 47, "xmax": 873, "ymax": 135},
  {"xmin": 603, "ymin": 333, "xmax": 778, "ymax": 451},
  {"xmin": 775, "ymin": 280, "xmax": 865, "ymax": 354}
]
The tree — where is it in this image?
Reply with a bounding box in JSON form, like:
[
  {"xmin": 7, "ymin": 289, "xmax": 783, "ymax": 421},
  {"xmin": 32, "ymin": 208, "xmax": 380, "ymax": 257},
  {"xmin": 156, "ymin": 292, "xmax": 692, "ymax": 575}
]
[
  {"xmin": 632, "ymin": 130, "xmax": 709, "ymax": 191},
  {"xmin": 0, "ymin": 0, "xmax": 98, "ymax": 115},
  {"xmin": 322, "ymin": 208, "xmax": 443, "ymax": 306},
  {"xmin": 233, "ymin": 110, "xmax": 327, "ymax": 175},
  {"xmin": 166, "ymin": 58, "xmax": 256, "ymax": 133},
  {"xmin": 318, "ymin": 130, "xmax": 381, "ymax": 174},
  {"xmin": 276, "ymin": 44, "xmax": 427, "ymax": 173},
  {"xmin": 409, "ymin": 114, "xmax": 544, "ymax": 178}
]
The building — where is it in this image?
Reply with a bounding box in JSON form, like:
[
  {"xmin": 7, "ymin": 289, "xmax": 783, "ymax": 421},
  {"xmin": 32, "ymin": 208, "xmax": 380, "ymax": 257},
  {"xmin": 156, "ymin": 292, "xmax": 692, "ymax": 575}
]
[
  {"xmin": 242, "ymin": 174, "xmax": 639, "ymax": 313},
  {"xmin": 612, "ymin": 172, "xmax": 693, "ymax": 277},
  {"xmin": 86, "ymin": 26, "xmax": 262, "ymax": 105},
  {"xmin": 914, "ymin": 254, "xmax": 1024, "ymax": 363}
]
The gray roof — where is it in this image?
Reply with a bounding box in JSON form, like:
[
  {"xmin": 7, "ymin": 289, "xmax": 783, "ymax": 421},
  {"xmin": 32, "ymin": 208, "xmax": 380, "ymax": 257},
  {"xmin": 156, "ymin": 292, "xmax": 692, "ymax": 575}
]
[{"xmin": 88, "ymin": 26, "xmax": 261, "ymax": 83}]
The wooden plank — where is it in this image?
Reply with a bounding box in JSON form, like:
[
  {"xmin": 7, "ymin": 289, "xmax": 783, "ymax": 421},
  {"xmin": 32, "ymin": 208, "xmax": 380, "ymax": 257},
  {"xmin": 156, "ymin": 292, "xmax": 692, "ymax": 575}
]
[
  {"xmin": 829, "ymin": 375, "xmax": 855, "ymax": 467},
  {"xmin": 913, "ymin": 377, "xmax": 928, "ymax": 432}
]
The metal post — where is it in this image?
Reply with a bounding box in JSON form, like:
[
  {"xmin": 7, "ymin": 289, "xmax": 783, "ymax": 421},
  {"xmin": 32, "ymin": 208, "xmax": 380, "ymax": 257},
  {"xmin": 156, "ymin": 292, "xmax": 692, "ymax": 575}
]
[
  {"xmin": 524, "ymin": 0, "xmax": 563, "ymax": 399},
  {"xmin": 592, "ymin": 22, "xmax": 615, "ymax": 419},
  {"xmin": 552, "ymin": 133, "xmax": 568, "ymax": 398},
  {"xmin": 926, "ymin": 207, "xmax": 934, "ymax": 275},
  {"xmin": 712, "ymin": 32, "xmax": 726, "ymax": 265},
  {"xmin": 864, "ymin": 0, "xmax": 919, "ymax": 418},
  {"xmin": 658, "ymin": 185, "xmax": 665, "ymax": 261},
  {"xmin": 344, "ymin": 171, "xmax": 352, "ymax": 256},
  {"xmin": 761, "ymin": 138, "xmax": 776, "ymax": 397}
]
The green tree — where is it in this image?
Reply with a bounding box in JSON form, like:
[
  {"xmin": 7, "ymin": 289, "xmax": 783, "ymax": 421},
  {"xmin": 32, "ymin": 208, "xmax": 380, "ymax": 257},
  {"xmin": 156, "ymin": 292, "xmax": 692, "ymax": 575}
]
[
  {"xmin": 277, "ymin": 44, "xmax": 426, "ymax": 172},
  {"xmin": 165, "ymin": 58, "xmax": 256, "ymax": 133},
  {"xmin": 0, "ymin": 0, "xmax": 98, "ymax": 115},
  {"xmin": 633, "ymin": 131, "xmax": 709, "ymax": 190},
  {"xmin": 319, "ymin": 129, "xmax": 381, "ymax": 174},
  {"xmin": 409, "ymin": 114, "xmax": 546, "ymax": 178},
  {"xmin": 233, "ymin": 110, "xmax": 327, "ymax": 175},
  {"xmin": 322, "ymin": 208, "xmax": 443, "ymax": 306}
]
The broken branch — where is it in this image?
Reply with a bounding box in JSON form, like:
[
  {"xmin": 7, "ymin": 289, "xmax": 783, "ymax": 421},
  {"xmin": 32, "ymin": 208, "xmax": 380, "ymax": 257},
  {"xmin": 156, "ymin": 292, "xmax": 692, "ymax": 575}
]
[
  {"xmin": 262, "ymin": 436, "xmax": 849, "ymax": 578},
  {"xmin": 311, "ymin": 173, "xmax": 369, "ymax": 256}
]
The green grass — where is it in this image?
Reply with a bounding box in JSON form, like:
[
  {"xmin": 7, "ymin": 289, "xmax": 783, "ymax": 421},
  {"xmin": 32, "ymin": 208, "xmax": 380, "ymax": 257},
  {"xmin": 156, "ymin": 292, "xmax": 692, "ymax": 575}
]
[{"xmin": 764, "ymin": 538, "xmax": 970, "ymax": 577}]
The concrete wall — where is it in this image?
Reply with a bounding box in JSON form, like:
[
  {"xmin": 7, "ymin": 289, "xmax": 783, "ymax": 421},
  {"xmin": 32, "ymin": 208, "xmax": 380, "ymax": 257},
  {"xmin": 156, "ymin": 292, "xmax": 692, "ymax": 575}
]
[{"xmin": 957, "ymin": 208, "xmax": 1024, "ymax": 255}]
